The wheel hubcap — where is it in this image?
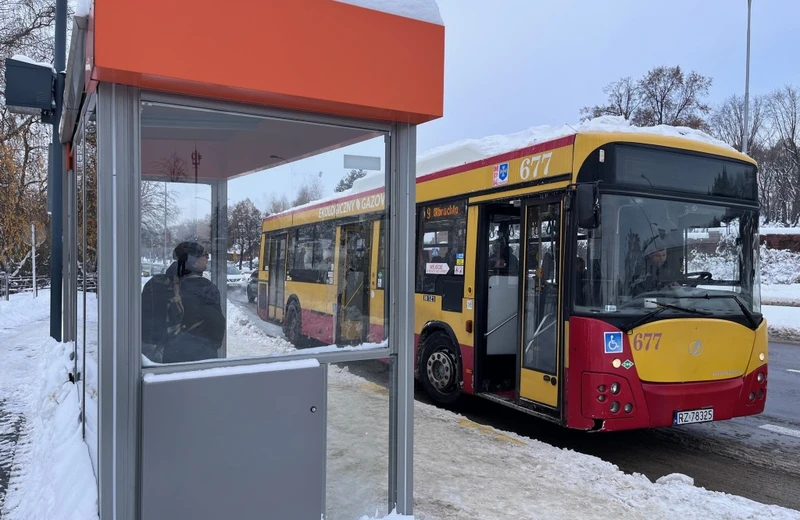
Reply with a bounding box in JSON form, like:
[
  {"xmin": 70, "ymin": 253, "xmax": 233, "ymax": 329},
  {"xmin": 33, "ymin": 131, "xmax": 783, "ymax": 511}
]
[{"xmin": 427, "ymin": 350, "xmax": 455, "ymax": 391}]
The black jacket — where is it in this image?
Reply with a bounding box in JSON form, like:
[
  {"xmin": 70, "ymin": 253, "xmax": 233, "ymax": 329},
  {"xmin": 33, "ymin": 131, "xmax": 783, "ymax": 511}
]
[{"xmin": 158, "ymin": 262, "xmax": 226, "ymax": 363}]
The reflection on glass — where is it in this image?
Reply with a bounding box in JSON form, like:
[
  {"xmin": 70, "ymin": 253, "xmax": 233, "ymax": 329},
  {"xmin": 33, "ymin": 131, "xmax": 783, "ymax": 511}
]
[
  {"xmin": 77, "ymin": 112, "xmax": 100, "ymax": 478},
  {"xmin": 574, "ymin": 194, "xmax": 761, "ymax": 320},
  {"xmin": 139, "ymin": 103, "xmax": 389, "ymax": 366},
  {"xmin": 522, "ymin": 203, "xmax": 560, "ymax": 374},
  {"xmin": 326, "ymin": 360, "xmax": 390, "ymax": 520}
]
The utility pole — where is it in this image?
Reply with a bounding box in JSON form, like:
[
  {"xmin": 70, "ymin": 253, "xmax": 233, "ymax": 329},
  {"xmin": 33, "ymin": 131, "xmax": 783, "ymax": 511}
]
[
  {"xmin": 742, "ymin": 0, "xmax": 752, "ymax": 155},
  {"xmin": 50, "ymin": 0, "xmax": 67, "ymax": 339},
  {"xmin": 32, "ymin": 223, "xmax": 37, "ymax": 298},
  {"xmin": 192, "ymin": 147, "xmax": 202, "ymax": 184}
]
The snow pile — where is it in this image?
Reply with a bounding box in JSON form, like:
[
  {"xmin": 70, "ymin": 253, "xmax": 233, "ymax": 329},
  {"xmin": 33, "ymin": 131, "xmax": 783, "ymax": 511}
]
[
  {"xmin": 0, "ymin": 292, "xmax": 52, "ymax": 333},
  {"xmin": 762, "ymin": 227, "xmax": 800, "ymax": 235},
  {"xmin": 269, "ymin": 116, "xmax": 737, "ymax": 220},
  {"xmin": 0, "ymin": 326, "xmax": 98, "ymax": 519},
  {"xmin": 416, "ymin": 115, "xmax": 734, "ymax": 177},
  {"xmin": 225, "ymin": 301, "xmax": 296, "ymax": 358},
  {"xmin": 579, "ymin": 115, "xmax": 735, "ymax": 149},
  {"xmin": 77, "ymin": 292, "xmax": 100, "ymax": 473},
  {"xmin": 416, "ymin": 123, "xmax": 576, "ymax": 176},
  {"xmin": 333, "ymin": 0, "xmax": 442, "ymax": 24},
  {"xmin": 9, "ymin": 54, "xmax": 55, "ymax": 73},
  {"xmin": 761, "ymin": 246, "xmax": 800, "ymax": 285},
  {"xmin": 762, "ymin": 284, "xmax": 800, "ymax": 306},
  {"xmin": 764, "ymin": 305, "xmax": 800, "ymax": 343}
]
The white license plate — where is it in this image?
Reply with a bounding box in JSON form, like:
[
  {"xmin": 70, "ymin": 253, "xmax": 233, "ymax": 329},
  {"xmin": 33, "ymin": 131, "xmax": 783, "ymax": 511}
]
[{"xmin": 674, "ymin": 408, "xmax": 714, "ymax": 425}]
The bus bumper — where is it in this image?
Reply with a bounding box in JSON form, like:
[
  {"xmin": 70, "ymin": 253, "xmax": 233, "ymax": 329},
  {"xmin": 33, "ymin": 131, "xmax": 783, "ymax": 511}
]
[{"xmin": 579, "ymin": 366, "xmax": 768, "ymax": 432}]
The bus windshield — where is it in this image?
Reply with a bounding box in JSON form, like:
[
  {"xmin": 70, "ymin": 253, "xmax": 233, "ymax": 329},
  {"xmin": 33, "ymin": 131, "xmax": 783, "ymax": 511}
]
[{"xmin": 575, "ymin": 194, "xmax": 761, "ymax": 321}]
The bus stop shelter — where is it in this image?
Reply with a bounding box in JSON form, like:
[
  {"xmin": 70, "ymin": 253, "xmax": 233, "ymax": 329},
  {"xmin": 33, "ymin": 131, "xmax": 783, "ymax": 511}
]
[{"xmin": 58, "ymin": 1, "xmax": 444, "ymax": 518}]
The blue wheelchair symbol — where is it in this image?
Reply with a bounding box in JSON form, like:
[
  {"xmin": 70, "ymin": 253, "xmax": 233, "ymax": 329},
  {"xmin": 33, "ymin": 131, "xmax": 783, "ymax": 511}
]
[{"xmin": 604, "ymin": 332, "xmax": 623, "ymax": 354}]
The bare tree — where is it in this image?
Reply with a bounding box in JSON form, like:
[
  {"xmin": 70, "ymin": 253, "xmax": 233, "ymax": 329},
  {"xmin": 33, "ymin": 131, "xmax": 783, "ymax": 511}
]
[
  {"xmin": 265, "ymin": 193, "xmax": 291, "ymax": 215},
  {"xmin": 0, "ymin": 0, "xmax": 63, "ymax": 274},
  {"xmin": 768, "ymin": 86, "xmax": 800, "ymax": 224},
  {"xmin": 170, "ymin": 216, "xmax": 212, "ymax": 243},
  {"xmin": 292, "ymin": 174, "xmax": 325, "ymax": 207},
  {"xmin": 141, "ymin": 154, "xmax": 187, "ymax": 261},
  {"xmin": 580, "ymin": 77, "xmax": 640, "ymax": 121},
  {"xmin": 709, "ymin": 93, "xmax": 767, "ymax": 152},
  {"xmin": 582, "ymin": 65, "xmax": 712, "ymax": 130}
]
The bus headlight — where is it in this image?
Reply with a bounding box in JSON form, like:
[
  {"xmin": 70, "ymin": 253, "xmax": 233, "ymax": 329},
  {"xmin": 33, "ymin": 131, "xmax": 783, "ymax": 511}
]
[
  {"xmin": 757, "ymin": 372, "xmax": 765, "ymax": 384},
  {"xmin": 610, "ymin": 382, "xmax": 620, "ymax": 395}
]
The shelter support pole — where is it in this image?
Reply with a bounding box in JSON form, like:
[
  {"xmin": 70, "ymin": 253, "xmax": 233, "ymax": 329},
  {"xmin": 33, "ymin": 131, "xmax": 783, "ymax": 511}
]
[{"xmin": 388, "ymin": 123, "xmax": 416, "ymax": 515}]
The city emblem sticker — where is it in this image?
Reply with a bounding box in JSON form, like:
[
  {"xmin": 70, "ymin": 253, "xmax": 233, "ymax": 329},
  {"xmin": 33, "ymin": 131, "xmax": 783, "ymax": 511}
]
[
  {"xmin": 492, "ymin": 162, "xmax": 509, "ymax": 187},
  {"xmin": 604, "ymin": 331, "xmax": 623, "ymax": 354}
]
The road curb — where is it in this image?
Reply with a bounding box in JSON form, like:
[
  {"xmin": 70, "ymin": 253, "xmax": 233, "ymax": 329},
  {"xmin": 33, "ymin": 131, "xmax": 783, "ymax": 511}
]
[{"xmin": 768, "ymin": 326, "xmax": 800, "ymax": 345}]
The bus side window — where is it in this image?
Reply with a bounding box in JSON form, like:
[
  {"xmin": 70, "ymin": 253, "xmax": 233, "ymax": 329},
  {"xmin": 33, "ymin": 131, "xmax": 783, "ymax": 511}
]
[{"xmin": 416, "ymin": 200, "xmax": 468, "ymax": 295}]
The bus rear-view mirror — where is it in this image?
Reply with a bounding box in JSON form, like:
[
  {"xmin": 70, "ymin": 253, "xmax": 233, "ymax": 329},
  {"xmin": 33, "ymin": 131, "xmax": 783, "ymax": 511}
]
[{"xmin": 576, "ymin": 184, "xmax": 599, "ymax": 229}]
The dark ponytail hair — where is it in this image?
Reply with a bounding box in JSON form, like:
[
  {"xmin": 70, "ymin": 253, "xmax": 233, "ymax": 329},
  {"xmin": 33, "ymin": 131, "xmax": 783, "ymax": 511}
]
[{"xmin": 176, "ymin": 251, "xmax": 189, "ymax": 277}]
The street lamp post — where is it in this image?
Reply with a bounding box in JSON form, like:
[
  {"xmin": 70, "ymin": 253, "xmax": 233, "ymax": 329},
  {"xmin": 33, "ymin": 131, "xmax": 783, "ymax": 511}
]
[{"xmin": 743, "ymin": 0, "xmax": 752, "ymax": 155}]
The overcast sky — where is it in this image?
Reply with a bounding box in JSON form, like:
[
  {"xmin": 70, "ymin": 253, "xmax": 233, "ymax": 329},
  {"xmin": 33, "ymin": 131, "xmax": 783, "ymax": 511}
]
[
  {"xmin": 419, "ymin": 0, "xmax": 799, "ymax": 151},
  {"xmin": 176, "ymin": 0, "xmax": 800, "ymax": 218}
]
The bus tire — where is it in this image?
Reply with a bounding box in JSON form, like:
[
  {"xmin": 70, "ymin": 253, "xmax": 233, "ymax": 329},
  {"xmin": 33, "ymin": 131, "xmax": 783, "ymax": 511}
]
[
  {"xmin": 419, "ymin": 331, "xmax": 461, "ymax": 405},
  {"xmin": 285, "ymin": 302, "xmax": 302, "ymax": 346}
]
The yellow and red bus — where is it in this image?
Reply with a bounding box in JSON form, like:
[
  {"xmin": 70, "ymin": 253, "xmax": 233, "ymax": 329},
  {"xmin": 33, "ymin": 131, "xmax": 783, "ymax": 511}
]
[{"xmin": 257, "ymin": 126, "xmax": 768, "ymax": 432}]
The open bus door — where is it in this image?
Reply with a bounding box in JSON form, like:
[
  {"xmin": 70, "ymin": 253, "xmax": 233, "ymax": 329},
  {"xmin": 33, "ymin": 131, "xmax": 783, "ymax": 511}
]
[
  {"xmin": 267, "ymin": 233, "xmax": 287, "ymax": 321},
  {"xmin": 519, "ymin": 200, "xmax": 563, "ymax": 410},
  {"xmin": 476, "ymin": 203, "xmax": 522, "ymax": 399},
  {"xmin": 336, "ymin": 221, "xmax": 372, "ymax": 344}
]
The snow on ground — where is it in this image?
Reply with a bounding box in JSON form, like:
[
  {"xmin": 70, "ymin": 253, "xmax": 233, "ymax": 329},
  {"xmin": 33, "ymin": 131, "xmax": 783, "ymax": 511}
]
[
  {"xmin": 0, "ymin": 291, "xmax": 98, "ymax": 520},
  {"xmin": 762, "ymin": 227, "xmax": 800, "ymax": 235},
  {"xmin": 328, "ymin": 366, "xmax": 800, "ymax": 520},
  {"xmin": 76, "ymin": 293, "xmax": 99, "ymax": 473},
  {"xmin": 0, "ymin": 291, "xmax": 52, "ymax": 332},
  {"xmin": 3, "ymin": 292, "xmax": 800, "ymax": 519},
  {"xmin": 764, "ymin": 305, "xmax": 800, "ymax": 343},
  {"xmin": 225, "ymin": 300, "xmax": 296, "ymax": 358},
  {"xmin": 762, "ymin": 284, "xmax": 800, "ymax": 306}
]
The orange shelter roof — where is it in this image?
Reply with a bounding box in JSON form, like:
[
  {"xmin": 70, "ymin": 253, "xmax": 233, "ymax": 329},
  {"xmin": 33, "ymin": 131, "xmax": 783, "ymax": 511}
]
[{"xmin": 85, "ymin": 0, "xmax": 445, "ymax": 124}]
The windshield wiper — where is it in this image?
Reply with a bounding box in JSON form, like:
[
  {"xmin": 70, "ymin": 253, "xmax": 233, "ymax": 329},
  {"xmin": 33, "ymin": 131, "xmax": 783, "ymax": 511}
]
[
  {"xmin": 680, "ymin": 293, "xmax": 759, "ymax": 328},
  {"xmin": 621, "ymin": 301, "xmax": 710, "ymax": 333}
]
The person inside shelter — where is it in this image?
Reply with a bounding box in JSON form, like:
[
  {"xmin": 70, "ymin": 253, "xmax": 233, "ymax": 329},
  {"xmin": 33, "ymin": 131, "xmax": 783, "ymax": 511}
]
[{"xmin": 141, "ymin": 241, "xmax": 226, "ymax": 363}]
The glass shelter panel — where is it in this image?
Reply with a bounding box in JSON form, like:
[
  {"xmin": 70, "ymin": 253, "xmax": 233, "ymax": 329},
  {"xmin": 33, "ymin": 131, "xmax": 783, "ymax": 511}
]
[
  {"xmin": 74, "ymin": 106, "xmax": 100, "ymax": 479},
  {"xmin": 326, "ymin": 360, "xmax": 391, "ymax": 520},
  {"xmin": 139, "ymin": 102, "xmax": 388, "ymax": 366}
]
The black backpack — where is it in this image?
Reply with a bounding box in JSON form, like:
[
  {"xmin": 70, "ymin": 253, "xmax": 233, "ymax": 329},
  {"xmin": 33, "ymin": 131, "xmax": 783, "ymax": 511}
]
[{"xmin": 141, "ymin": 273, "xmax": 184, "ymax": 347}]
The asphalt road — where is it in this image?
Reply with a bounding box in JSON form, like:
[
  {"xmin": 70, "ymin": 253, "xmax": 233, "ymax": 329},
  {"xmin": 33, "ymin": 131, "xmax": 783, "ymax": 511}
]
[{"xmin": 230, "ymin": 294, "xmax": 800, "ymax": 511}]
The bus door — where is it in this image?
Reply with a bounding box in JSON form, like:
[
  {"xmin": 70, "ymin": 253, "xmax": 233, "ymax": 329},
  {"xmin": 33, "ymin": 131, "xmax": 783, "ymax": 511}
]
[
  {"xmin": 337, "ymin": 221, "xmax": 372, "ymax": 344},
  {"xmin": 477, "ymin": 203, "xmax": 521, "ymax": 398},
  {"xmin": 519, "ymin": 200, "xmax": 562, "ymax": 410},
  {"xmin": 267, "ymin": 233, "xmax": 287, "ymax": 321}
]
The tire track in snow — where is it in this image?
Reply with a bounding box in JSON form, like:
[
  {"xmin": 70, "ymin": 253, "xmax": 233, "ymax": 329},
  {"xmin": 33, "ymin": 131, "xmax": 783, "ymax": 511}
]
[{"xmin": 0, "ymin": 400, "xmax": 26, "ymax": 510}]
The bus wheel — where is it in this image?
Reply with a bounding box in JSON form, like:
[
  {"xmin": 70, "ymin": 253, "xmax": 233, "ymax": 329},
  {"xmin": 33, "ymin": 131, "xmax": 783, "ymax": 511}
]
[
  {"xmin": 419, "ymin": 331, "xmax": 461, "ymax": 405},
  {"xmin": 285, "ymin": 303, "xmax": 302, "ymax": 346}
]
